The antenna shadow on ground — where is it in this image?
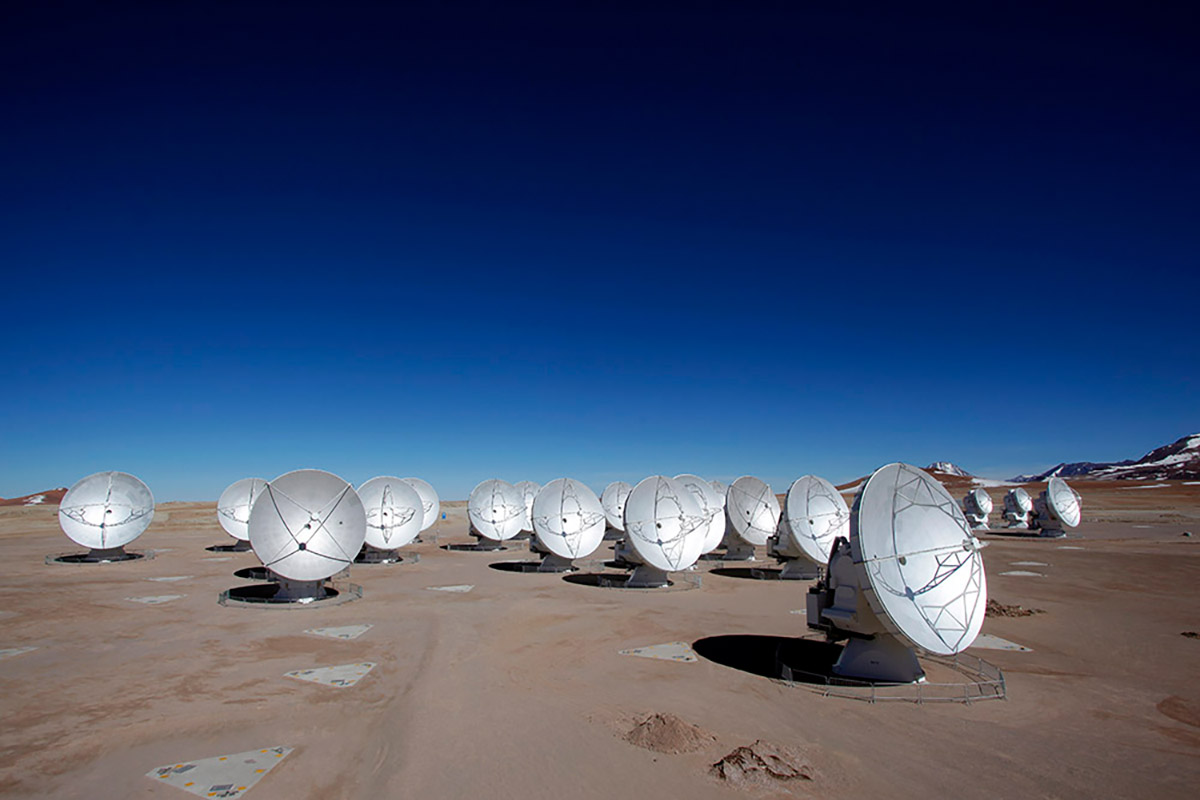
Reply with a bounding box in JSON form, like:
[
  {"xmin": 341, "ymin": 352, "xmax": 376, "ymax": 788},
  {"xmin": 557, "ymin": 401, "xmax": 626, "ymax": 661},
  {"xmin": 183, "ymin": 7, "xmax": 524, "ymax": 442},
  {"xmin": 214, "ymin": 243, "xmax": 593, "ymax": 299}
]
[
  {"xmin": 487, "ymin": 561, "xmax": 551, "ymax": 574},
  {"xmin": 562, "ymin": 572, "xmax": 670, "ymax": 589},
  {"xmin": 708, "ymin": 567, "xmax": 783, "ymax": 580},
  {"xmin": 693, "ymin": 634, "xmax": 842, "ymax": 683}
]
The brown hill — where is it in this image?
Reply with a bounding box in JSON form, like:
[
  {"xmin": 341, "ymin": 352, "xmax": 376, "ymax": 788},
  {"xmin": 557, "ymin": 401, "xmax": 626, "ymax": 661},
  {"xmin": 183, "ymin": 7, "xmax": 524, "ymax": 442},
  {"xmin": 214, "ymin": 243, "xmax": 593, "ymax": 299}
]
[{"xmin": 0, "ymin": 488, "xmax": 67, "ymax": 507}]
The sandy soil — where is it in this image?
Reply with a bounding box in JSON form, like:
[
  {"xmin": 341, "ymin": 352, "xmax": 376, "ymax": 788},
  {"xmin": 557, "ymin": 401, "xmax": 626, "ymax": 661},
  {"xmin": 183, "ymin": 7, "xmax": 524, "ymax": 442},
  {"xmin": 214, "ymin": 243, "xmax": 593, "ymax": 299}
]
[{"xmin": 1, "ymin": 483, "xmax": 1198, "ymax": 799}]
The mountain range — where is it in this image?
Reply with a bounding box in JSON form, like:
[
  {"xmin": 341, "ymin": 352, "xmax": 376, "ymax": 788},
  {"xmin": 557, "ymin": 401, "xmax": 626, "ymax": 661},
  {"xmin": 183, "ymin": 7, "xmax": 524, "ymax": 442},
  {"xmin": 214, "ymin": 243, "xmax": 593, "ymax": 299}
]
[{"xmin": 1010, "ymin": 433, "xmax": 1200, "ymax": 482}]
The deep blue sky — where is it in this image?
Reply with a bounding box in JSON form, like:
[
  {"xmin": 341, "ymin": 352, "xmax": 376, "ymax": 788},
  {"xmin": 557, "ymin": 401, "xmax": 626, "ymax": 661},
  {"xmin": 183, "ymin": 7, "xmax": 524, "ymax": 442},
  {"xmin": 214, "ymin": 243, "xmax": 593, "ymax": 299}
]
[{"xmin": 2, "ymin": 2, "xmax": 1197, "ymax": 500}]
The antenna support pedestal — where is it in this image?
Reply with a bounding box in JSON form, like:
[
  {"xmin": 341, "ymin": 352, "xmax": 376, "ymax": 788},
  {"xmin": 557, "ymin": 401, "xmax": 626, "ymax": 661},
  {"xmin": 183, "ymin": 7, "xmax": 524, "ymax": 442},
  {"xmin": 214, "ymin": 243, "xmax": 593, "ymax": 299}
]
[
  {"xmin": 626, "ymin": 564, "xmax": 670, "ymax": 588},
  {"xmin": 85, "ymin": 546, "xmax": 130, "ymax": 562},
  {"xmin": 613, "ymin": 538, "xmax": 637, "ymax": 564},
  {"xmin": 357, "ymin": 545, "xmax": 403, "ymax": 564},
  {"xmin": 965, "ymin": 512, "xmax": 989, "ymax": 529},
  {"xmin": 469, "ymin": 533, "xmax": 505, "ymax": 551},
  {"xmin": 274, "ymin": 577, "xmax": 328, "ymax": 602},
  {"xmin": 722, "ymin": 538, "xmax": 757, "ymax": 561},
  {"xmin": 834, "ymin": 636, "xmax": 926, "ymax": 684},
  {"xmin": 778, "ymin": 558, "xmax": 820, "ymax": 580},
  {"xmin": 537, "ymin": 552, "xmax": 575, "ymax": 573}
]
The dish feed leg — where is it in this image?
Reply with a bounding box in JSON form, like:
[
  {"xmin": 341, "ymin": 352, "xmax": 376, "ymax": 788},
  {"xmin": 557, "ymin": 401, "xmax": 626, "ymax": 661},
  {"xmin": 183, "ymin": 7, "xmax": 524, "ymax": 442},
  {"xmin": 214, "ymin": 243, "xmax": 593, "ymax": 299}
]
[{"xmin": 834, "ymin": 636, "xmax": 926, "ymax": 684}]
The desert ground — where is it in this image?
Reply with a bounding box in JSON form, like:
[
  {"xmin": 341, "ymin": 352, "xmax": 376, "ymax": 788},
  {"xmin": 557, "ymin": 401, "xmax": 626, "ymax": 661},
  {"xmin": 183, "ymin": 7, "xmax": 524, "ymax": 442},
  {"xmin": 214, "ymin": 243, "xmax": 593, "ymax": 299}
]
[{"xmin": 1, "ymin": 479, "xmax": 1198, "ymax": 799}]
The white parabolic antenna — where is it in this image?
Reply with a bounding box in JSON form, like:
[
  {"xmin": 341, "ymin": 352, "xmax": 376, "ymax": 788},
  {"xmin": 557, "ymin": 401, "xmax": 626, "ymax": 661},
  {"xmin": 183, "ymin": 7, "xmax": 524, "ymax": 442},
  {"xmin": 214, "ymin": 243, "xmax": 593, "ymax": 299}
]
[
  {"xmin": 674, "ymin": 474, "xmax": 725, "ymax": 553},
  {"xmin": 783, "ymin": 475, "xmax": 848, "ymax": 565},
  {"xmin": 1008, "ymin": 487, "xmax": 1033, "ymax": 514},
  {"xmin": 624, "ymin": 475, "xmax": 707, "ymax": 572},
  {"xmin": 59, "ymin": 471, "xmax": 155, "ymax": 550},
  {"xmin": 601, "ymin": 481, "xmax": 633, "ymax": 531},
  {"xmin": 726, "ymin": 476, "xmax": 780, "ymax": 546},
  {"xmin": 468, "ymin": 479, "xmax": 526, "ymax": 542},
  {"xmin": 532, "ymin": 478, "xmax": 606, "ymax": 560},
  {"xmin": 217, "ymin": 478, "xmax": 268, "ymax": 542},
  {"xmin": 514, "ymin": 480, "xmax": 540, "ymax": 531},
  {"xmin": 967, "ymin": 488, "xmax": 993, "ymax": 516},
  {"xmin": 1046, "ymin": 477, "xmax": 1081, "ymax": 528},
  {"xmin": 852, "ymin": 463, "xmax": 987, "ymax": 655},
  {"xmin": 249, "ymin": 469, "xmax": 366, "ymax": 582},
  {"xmin": 402, "ymin": 477, "xmax": 440, "ymax": 531},
  {"xmin": 358, "ymin": 476, "xmax": 423, "ymax": 550}
]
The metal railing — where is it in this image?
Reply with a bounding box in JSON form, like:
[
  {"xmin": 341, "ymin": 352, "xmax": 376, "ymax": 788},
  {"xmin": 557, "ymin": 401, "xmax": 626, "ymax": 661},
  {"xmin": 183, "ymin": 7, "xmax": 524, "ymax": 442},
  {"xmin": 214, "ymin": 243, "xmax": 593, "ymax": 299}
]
[{"xmin": 778, "ymin": 652, "xmax": 1006, "ymax": 704}]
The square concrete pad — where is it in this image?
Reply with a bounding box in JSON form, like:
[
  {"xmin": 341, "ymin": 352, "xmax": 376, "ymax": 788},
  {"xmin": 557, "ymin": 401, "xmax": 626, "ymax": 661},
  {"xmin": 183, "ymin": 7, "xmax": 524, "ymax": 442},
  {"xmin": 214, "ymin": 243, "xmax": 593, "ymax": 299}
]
[
  {"xmin": 126, "ymin": 595, "xmax": 184, "ymax": 604},
  {"xmin": 146, "ymin": 745, "xmax": 292, "ymax": 798},
  {"xmin": 0, "ymin": 646, "xmax": 37, "ymax": 661},
  {"xmin": 284, "ymin": 662, "xmax": 376, "ymax": 688},
  {"xmin": 972, "ymin": 633, "xmax": 1033, "ymax": 652},
  {"xmin": 618, "ymin": 641, "xmax": 698, "ymax": 662},
  {"xmin": 303, "ymin": 624, "xmax": 372, "ymax": 640}
]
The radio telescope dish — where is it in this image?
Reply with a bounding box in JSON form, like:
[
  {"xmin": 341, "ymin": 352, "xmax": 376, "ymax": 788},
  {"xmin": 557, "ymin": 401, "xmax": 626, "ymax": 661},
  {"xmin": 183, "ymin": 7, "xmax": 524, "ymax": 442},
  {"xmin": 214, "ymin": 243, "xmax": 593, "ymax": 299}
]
[
  {"xmin": 673, "ymin": 474, "xmax": 725, "ymax": 554},
  {"xmin": 216, "ymin": 478, "xmax": 268, "ymax": 550},
  {"xmin": 622, "ymin": 475, "xmax": 707, "ymax": 587},
  {"xmin": 770, "ymin": 475, "xmax": 848, "ymax": 579},
  {"xmin": 357, "ymin": 476, "xmax": 423, "ymax": 561},
  {"xmin": 466, "ymin": 479, "xmax": 526, "ymax": 549},
  {"xmin": 57, "ymin": 471, "xmax": 154, "ymax": 560},
  {"xmin": 601, "ymin": 481, "xmax": 633, "ymax": 532},
  {"xmin": 531, "ymin": 479, "xmax": 606, "ymax": 571},
  {"xmin": 723, "ymin": 476, "xmax": 780, "ymax": 560},
  {"xmin": 807, "ymin": 463, "xmax": 987, "ymax": 683},
  {"xmin": 1003, "ymin": 487, "xmax": 1034, "ymax": 529},
  {"xmin": 248, "ymin": 469, "xmax": 366, "ymax": 600},
  {"xmin": 1032, "ymin": 477, "xmax": 1081, "ymax": 537},
  {"xmin": 961, "ymin": 488, "xmax": 993, "ymax": 530},
  {"xmin": 514, "ymin": 481, "xmax": 540, "ymax": 533},
  {"xmin": 402, "ymin": 478, "xmax": 440, "ymax": 532}
]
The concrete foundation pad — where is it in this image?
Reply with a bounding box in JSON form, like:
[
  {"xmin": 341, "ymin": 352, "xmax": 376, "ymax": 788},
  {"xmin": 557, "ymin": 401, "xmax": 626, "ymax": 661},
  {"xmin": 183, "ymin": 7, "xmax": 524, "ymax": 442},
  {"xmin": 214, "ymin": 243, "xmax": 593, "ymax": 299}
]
[
  {"xmin": 303, "ymin": 624, "xmax": 372, "ymax": 640},
  {"xmin": 146, "ymin": 745, "xmax": 292, "ymax": 798},
  {"xmin": 284, "ymin": 662, "xmax": 376, "ymax": 688},
  {"xmin": 618, "ymin": 641, "xmax": 697, "ymax": 663}
]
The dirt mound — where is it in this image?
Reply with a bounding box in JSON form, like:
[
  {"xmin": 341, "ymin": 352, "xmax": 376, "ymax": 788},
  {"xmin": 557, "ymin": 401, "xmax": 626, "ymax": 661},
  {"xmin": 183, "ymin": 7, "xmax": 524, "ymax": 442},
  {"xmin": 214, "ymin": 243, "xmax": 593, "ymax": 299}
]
[
  {"xmin": 986, "ymin": 599, "xmax": 1045, "ymax": 617},
  {"xmin": 710, "ymin": 739, "xmax": 814, "ymax": 788},
  {"xmin": 623, "ymin": 713, "xmax": 716, "ymax": 754}
]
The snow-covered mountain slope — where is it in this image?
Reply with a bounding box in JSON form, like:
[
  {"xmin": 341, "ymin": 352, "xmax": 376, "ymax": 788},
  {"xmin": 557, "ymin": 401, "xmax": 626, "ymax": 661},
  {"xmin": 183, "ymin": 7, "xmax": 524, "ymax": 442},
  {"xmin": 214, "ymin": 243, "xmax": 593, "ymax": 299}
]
[
  {"xmin": 926, "ymin": 462, "xmax": 972, "ymax": 477},
  {"xmin": 1011, "ymin": 434, "xmax": 1200, "ymax": 482},
  {"xmin": 0, "ymin": 488, "xmax": 67, "ymax": 507}
]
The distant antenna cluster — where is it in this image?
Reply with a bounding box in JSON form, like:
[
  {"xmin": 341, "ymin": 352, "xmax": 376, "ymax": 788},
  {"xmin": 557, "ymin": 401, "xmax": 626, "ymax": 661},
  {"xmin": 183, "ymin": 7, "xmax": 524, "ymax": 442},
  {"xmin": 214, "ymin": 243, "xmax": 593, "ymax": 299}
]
[{"xmin": 45, "ymin": 464, "xmax": 1087, "ymax": 686}]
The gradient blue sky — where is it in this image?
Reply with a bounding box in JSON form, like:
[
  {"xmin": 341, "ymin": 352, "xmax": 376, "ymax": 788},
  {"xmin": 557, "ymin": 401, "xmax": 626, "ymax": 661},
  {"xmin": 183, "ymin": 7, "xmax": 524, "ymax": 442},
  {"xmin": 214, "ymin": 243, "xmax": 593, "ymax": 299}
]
[{"xmin": 2, "ymin": 2, "xmax": 1197, "ymax": 500}]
